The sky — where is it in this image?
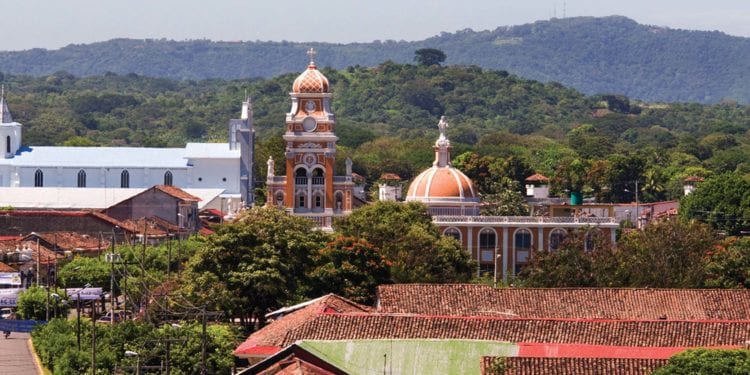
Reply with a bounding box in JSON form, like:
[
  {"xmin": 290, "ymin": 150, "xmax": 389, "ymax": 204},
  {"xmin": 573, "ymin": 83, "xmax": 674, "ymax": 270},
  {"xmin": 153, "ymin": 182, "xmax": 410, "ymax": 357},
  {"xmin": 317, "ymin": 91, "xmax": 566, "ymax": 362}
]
[{"xmin": 1, "ymin": 0, "xmax": 749, "ymax": 51}]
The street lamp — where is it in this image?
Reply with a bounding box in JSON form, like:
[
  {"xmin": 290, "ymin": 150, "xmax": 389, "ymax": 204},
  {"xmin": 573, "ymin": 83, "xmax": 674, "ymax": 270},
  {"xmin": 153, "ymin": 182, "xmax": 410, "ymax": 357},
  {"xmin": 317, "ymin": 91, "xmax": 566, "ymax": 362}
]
[{"xmin": 125, "ymin": 350, "xmax": 140, "ymax": 375}]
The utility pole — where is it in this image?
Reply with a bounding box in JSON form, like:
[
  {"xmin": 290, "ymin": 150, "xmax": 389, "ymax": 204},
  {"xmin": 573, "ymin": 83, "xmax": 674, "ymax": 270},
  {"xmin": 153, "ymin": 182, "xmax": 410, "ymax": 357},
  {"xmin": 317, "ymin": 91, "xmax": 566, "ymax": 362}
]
[
  {"xmin": 77, "ymin": 297, "xmax": 81, "ymax": 350},
  {"xmin": 635, "ymin": 179, "xmax": 640, "ymax": 229},
  {"xmin": 36, "ymin": 239, "xmax": 40, "ymax": 285},
  {"xmin": 141, "ymin": 221, "xmax": 148, "ymax": 322},
  {"xmin": 201, "ymin": 305, "xmax": 207, "ymax": 375},
  {"xmin": 110, "ymin": 231, "xmax": 115, "ymax": 320},
  {"xmin": 45, "ymin": 253, "xmax": 50, "ymax": 321},
  {"xmin": 167, "ymin": 232, "xmax": 172, "ymax": 280},
  {"xmin": 91, "ymin": 310, "xmax": 96, "ymax": 375}
]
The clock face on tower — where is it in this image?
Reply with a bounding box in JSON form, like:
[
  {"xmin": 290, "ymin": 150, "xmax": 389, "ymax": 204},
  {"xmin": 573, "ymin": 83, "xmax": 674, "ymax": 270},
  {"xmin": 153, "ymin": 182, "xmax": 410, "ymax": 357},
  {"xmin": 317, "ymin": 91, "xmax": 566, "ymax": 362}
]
[
  {"xmin": 302, "ymin": 117, "xmax": 317, "ymax": 132},
  {"xmin": 305, "ymin": 100, "xmax": 316, "ymax": 113}
]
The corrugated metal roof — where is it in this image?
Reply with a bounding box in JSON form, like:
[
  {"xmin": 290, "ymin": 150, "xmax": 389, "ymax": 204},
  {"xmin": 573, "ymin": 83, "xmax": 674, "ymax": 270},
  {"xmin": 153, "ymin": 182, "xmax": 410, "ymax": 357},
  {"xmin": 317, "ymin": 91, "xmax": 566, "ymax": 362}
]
[{"xmin": 0, "ymin": 187, "xmax": 224, "ymax": 210}]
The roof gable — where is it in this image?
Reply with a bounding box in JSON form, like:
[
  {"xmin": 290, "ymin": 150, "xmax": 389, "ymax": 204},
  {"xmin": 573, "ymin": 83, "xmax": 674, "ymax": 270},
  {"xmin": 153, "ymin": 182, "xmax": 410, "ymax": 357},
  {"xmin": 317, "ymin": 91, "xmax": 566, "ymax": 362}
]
[{"xmin": 234, "ymin": 294, "xmax": 372, "ymax": 358}]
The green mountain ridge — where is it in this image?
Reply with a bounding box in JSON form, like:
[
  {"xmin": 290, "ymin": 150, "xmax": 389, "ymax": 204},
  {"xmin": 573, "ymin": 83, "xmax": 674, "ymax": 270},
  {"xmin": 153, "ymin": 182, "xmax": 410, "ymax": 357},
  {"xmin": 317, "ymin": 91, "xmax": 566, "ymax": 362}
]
[{"xmin": 1, "ymin": 16, "xmax": 749, "ymax": 104}]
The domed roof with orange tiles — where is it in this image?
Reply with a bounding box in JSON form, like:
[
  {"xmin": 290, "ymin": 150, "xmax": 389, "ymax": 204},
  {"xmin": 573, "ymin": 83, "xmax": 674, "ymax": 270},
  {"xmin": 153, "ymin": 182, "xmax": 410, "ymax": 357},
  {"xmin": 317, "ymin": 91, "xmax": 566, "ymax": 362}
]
[
  {"xmin": 407, "ymin": 167, "xmax": 476, "ymax": 199},
  {"xmin": 292, "ymin": 64, "xmax": 330, "ymax": 93}
]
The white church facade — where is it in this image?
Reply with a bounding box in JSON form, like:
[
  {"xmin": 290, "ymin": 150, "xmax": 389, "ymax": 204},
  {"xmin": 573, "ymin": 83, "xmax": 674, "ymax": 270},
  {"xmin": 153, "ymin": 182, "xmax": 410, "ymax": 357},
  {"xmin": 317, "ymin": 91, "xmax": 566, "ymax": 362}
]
[{"xmin": 0, "ymin": 88, "xmax": 255, "ymax": 207}]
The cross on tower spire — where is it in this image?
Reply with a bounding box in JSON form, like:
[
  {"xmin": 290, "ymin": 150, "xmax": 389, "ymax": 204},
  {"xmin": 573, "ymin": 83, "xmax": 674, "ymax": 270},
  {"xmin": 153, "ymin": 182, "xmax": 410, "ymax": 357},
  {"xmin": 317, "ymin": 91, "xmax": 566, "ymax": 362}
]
[{"xmin": 306, "ymin": 48, "xmax": 317, "ymax": 65}]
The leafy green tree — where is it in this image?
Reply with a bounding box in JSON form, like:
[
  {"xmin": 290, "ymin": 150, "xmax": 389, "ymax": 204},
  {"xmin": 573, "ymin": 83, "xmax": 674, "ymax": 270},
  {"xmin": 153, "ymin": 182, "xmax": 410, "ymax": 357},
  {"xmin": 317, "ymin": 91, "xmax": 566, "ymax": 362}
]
[
  {"xmin": 181, "ymin": 207, "xmax": 329, "ymax": 326},
  {"xmin": 616, "ymin": 220, "xmax": 714, "ymax": 288},
  {"xmin": 334, "ymin": 201, "xmax": 473, "ymax": 283},
  {"xmin": 58, "ymin": 256, "xmax": 111, "ymax": 289},
  {"xmin": 652, "ymin": 348, "xmax": 750, "ymax": 374},
  {"xmin": 414, "ymin": 48, "xmax": 447, "ymax": 66},
  {"xmin": 680, "ymin": 173, "xmax": 750, "ymax": 235},
  {"xmin": 517, "ymin": 229, "xmax": 614, "ymax": 287},
  {"xmin": 704, "ymin": 238, "xmax": 750, "ymax": 288},
  {"xmin": 480, "ymin": 177, "xmax": 529, "ymax": 216},
  {"xmin": 309, "ymin": 236, "xmax": 390, "ymax": 304},
  {"xmin": 15, "ymin": 286, "xmax": 68, "ymax": 321}
]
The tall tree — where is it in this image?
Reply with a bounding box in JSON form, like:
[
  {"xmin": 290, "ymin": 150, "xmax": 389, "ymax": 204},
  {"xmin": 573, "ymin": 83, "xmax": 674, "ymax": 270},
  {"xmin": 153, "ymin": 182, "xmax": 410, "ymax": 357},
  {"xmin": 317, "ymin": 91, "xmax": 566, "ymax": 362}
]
[
  {"xmin": 616, "ymin": 220, "xmax": 714, "ymax": 288},
  {"xmin": 680, "ymin": 173, "xmax": 750, "ymax": 235},
  {"xmin": 334, "ymin": 201, "xmax": 473, "ymax": 283},
  {"xmin": 180, "ymin": 207, "xmax": 329, "ymax": 326},
  {"xmin": 414, "ymin": 48, "xmax": 447, "ymax": 66},
  {"xmin": 309, "ymin": 236, "xmax": 390, "ymax": 304}
]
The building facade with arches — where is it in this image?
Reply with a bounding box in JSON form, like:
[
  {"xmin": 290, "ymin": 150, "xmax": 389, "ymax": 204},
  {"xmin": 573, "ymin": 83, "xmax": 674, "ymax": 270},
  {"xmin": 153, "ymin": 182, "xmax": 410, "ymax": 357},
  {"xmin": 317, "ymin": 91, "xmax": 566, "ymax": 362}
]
[
  {"xmin": 0, "ymin": 89, "xmax": 256, "ymax": 207},
  {"xmin": 265, "ymin": 49, "xmax": 355, "ymax": 228},
  {"xmin": 406, "ymin": 118, "xmax": 618, "ymax": 282}
]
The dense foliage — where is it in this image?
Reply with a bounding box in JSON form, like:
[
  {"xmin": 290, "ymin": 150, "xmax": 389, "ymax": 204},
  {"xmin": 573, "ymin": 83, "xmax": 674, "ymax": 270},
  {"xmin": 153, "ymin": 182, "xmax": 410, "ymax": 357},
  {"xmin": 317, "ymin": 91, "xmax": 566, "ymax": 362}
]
[
  {"xmin": 334, "ymin": 201, "xmax": 474, "ymax": 283},
  {"xmin": 2, "ymin": 61, "xmax": 749, "ymax": 206},
  {"xmin": 680, "ymin": 173, "xmax": 750, "ymax": 235},
  {"xmin": 652, "ymin": 348, "xmax": 750, "ymax": 374},
  {"xmin": 32, "ymin": 318, "xmax": 240, "ymax": 375},
  {"xmin": 517, "ymin": 220, "xmax": 726, "ymax": 288},
  {"xmin": 1, "ymin": 16, "xmax": 749, "ymax": 103}
]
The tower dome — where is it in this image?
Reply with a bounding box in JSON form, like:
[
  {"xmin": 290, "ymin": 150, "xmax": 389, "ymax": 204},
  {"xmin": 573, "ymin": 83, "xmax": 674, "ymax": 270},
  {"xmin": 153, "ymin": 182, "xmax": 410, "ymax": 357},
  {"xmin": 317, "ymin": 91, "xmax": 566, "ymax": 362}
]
[
  {"xmin": 406, "ymin": 117, "xmax": 479, "ymax": 215},
  {"xmin": 292, "ymin": 48, "xmax": 330, "ymax": 94}
]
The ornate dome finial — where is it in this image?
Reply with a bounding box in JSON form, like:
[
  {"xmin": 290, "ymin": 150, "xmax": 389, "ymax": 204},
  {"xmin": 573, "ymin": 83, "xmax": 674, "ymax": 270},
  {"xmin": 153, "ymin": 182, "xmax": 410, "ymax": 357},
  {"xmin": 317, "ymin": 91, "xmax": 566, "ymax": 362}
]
[
  {"xmin": 292, "ymin": 49, "xmax": 330, "ymax": 93},
  {"xmin": 306, "ymin": 48, "xmax": 317, "ymax": 66}
]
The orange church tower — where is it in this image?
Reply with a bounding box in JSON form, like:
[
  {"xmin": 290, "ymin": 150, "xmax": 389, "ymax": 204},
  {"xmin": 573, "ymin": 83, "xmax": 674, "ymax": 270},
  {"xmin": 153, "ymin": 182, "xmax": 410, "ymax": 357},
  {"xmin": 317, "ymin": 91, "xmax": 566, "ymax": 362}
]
[{"xmin": 266, "ymin": 49, "xmax": 354, "ymax": 228}]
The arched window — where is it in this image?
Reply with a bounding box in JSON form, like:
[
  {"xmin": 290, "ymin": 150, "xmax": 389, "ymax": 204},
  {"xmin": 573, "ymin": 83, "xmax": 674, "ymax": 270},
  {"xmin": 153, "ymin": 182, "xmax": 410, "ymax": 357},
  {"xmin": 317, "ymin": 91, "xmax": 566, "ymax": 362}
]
[
  {"xmin": 5, "ymin": 136, "xmax": 9, "ymax": 154},
  {"xmin": 77, "ymin": 170, "xmax": 86, "ymax": 188},
  {"xmin": 478, "ymin": 228, "xmax": 497, "ymax": 276},
  {"xmin": 120, "ymin": 170, "xmax": 130, "ymax": 188},
  {"xmin": 443, "ymin": 227, "xmax": 461, "ymax": 242},
  {"xmin": 298, "ymin": 194, "xmax": 306, "ymax": 208},
  {"xmin": 295, "ymin": 168, "xmax": 307, "ymax": 185},
  {"xmin": 34, "ymin": 169, "xmax": 43, "ymax": 187},
  {"xmin": 275, "ymin": 191, "xmax": 284, "ymax": 207},
  {"xmin": 314, "ymin": 195, "xmax": 322, "ymax": 208},
  {"xmin": 334, "ymin": 191, "xmax": 344, "ymax": 211},
  {"xmin": 514, "ymin": 229, "xmax": 533, "ymax": 274},
  {"xmin": 549, "ymin": 228, "xmax": 567, "ymax": 251},
  {"xmin": 311, "ymin": 168, "xmax": 324, "ymax": 185},
  {"xmin": 164, "ymin": 171, "xmax": 173, "ymax": 186}
]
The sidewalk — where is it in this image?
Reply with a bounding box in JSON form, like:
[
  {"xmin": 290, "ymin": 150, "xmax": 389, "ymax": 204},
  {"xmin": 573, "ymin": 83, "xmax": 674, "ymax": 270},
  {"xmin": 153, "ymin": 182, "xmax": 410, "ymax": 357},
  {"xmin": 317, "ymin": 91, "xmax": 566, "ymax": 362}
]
[{"xmin": 0, "ymin": 333, "xmax": 42, "ymax": 374}]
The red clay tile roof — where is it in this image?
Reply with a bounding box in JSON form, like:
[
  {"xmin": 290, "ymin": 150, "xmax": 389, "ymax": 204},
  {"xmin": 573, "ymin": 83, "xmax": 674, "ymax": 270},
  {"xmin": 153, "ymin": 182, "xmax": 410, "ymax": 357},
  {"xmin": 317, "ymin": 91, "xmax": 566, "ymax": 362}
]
[
  {"xmin": 257, "ymin": 356, "xmax": 338, "ymax": 375},
  {"xmin": 525, "ymin": 173, "xmax": 550, "ymax": 182},
  {"xmin": 27, "ymin": 232, "xmax": 108, "ymax": 252},
  {"xmin": 285, "ymin": 314, "xmax": 750, "ymax": 348},
  {"xmin": 482, "ymin": 357, "xmax": 668, "ymax": 375},
  {"xmin": 376, "ymin": 284, "xmax": 750, "ymax": 320},
  {"xmin": 379, "ymin": 173, "xmax": 402, "ymax": 181},
  {"xmin": 0, "ymin": 262, "xmax": 16, "ymax": 272},
  {"xmin": 684, "ymin": 176, "xmax": 705, "ymax": 183},
  {"xmin": 154, "ymin": 185, "xmax": 201, "ymax": 202},
  {"xmin": 515, "ymin": 343, "xmax": 739, "ymax": 359},
  {"xmin": 234, "ymin": 295, "xmax": 373, "ymax": 357}
]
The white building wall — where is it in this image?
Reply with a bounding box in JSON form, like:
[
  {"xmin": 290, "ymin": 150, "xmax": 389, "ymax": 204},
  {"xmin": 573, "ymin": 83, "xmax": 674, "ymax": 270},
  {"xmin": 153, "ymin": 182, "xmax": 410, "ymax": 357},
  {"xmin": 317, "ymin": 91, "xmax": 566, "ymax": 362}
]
[
  {"xmin": 189, "ymin": 158, "xmax": 241, "ymax": 194},
  {"xmin": 16, "ymin": 166, "xmax": 191, "ymax": 189}
]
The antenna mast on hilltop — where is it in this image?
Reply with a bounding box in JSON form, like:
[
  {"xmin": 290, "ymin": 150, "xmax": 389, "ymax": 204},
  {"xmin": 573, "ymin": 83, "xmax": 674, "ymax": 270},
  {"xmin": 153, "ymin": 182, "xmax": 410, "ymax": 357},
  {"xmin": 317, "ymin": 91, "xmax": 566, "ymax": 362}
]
[{"xmin": 563, "ymin": 2, "xmax": 567, "ymax": 18}]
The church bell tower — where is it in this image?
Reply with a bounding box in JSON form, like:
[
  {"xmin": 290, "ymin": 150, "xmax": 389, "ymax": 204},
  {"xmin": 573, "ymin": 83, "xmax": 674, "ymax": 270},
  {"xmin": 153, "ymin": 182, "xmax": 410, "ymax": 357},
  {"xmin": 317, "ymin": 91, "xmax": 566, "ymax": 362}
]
[{"xmin": 266, "ymin": 49, "xmax": 354, "ymax": 226}]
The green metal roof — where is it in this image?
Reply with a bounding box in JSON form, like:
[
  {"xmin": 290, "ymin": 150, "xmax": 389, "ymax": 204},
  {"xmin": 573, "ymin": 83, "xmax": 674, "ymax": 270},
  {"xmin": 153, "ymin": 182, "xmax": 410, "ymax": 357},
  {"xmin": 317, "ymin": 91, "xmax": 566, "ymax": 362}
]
[{"xmin": 297, "ymin": 339, "xmax": 518, "ymax": 375}]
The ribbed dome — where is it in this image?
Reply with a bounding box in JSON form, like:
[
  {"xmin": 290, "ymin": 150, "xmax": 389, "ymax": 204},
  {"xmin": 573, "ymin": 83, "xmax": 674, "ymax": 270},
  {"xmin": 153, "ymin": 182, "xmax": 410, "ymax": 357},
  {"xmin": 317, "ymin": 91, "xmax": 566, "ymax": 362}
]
[
  {"xmin": 405, "ymin": 116, "xmax": 479, "ymax": 206},
  {"xmin": 407, "ymin": 166, "xmax": 477, "ymax": 200},
  {"xmin": 292, "ymin": 64, "xmax": 330, "ymax": 94}
]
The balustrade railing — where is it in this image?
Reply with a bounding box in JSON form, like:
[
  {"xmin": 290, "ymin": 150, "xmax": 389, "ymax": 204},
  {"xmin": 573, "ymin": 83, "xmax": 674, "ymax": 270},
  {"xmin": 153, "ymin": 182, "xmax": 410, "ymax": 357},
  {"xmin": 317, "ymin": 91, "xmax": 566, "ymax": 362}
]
[{"xmin": 433, "ymin": 216, "xmax": 617, "ymax": 224}]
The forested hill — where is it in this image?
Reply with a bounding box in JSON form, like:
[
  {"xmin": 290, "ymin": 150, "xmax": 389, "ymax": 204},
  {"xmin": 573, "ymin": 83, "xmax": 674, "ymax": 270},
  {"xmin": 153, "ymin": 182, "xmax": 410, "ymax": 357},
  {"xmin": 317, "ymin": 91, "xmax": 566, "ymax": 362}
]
[{"xmin": 1, "ymin": 16, "xmax": 749, "ymax": 104}]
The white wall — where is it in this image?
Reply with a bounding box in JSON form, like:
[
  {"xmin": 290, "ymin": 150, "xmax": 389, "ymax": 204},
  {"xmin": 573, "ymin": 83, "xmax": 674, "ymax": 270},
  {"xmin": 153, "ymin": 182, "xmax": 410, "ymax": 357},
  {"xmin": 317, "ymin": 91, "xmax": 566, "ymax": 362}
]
[{"xmin": 189, "ymin": 158, "xmax": 241, "ymax": 194}]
